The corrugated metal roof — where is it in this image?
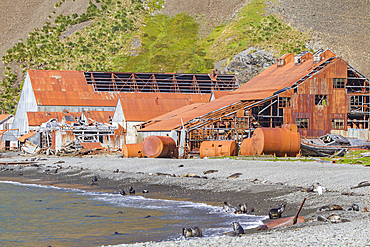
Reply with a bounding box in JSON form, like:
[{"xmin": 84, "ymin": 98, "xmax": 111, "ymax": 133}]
[
  {"xmin": 140, "ymin": 54, "xmax": 337, "ymax": 131},
  {"xmin": 119, "ymin": 97, "xmax": 197, "ymax": 122},
  {"xmin": 27, "ymin": 112, "xmax": 82, "ymax": 126},
  {"xmin": 83, "ymin": 111, "xmax": 114, "ymax": 124},
  {"xmin": 0, "ymin": 114, "xmax": 12, "ymax": 123},
  {"xmin": 17, "ymin": 131, "xmax": 35, "ymax": 142},
  {"xmin": 139, "ymin": 91, "xmax": 274, "ymax": 131},
  {"xmin": 28, "ymin": 70, "xmax": 211, "ymax": 107},
  {"xmin": 80, "ymin": 142, "xmax": 103, "ymax": 150}
]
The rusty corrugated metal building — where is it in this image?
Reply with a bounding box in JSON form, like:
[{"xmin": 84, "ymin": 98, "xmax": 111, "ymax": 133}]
[
  {"xmin": 13, "ymin": 70, "xmax": 237, "ymax": 137},
  {"xmin": 139, "ymin": 50, "xmax": 369, "ymax": 154}
]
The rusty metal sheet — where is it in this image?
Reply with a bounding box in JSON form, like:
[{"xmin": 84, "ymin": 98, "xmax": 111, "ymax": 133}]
[
  {"xmin": 83, "ymin": 111, "xmax": 114, "ymax": 124},
  {"xmin": 119, "ymin": 97, "xmax": 194, "ymax": 122},
  {"xmin": 27, "ymin": 112, "xmax": 82, "ymax": 126},
  {"xmin": 142, "ymin": 136, "xmax": 178, "ymax": 158},
  {"xmin": 28, "ymin": 70, "xmax": 211, "ymax": 107},
  {"xmin": 0, "ymin": 114, "xmax": 12, "ymax": 123},
  {"xmin": 139, "ymin": 91, "xmax": 274, "ymax": 131},
  {"xmin": 80, "ymin": 142, "xmax": 103, "ymax": 150},
  {"xmin": 17, "ymin": 132, "xmax": 35, "ymax": 142}
]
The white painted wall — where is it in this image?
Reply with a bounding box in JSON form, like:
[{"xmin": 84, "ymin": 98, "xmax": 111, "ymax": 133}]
[
  {"xmin": 137, "ymin": 131, "xmax": 178, "ymax": 144},
  {"xmin": 126, "ymin": 121, "xmax": 143, "ymax": 144},
  {"xmin": 12, "ymin": 72, "xmax": 38, "ymax": 135}
]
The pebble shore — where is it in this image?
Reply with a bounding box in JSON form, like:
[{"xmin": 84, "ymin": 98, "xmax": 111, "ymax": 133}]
[{"xmin": 0, "ymin": 153, "xmax": 369, "ymax": 246}]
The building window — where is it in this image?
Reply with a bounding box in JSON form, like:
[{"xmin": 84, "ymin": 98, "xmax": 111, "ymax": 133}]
[
  {"xmin": 315, "ymin": 95, "xmax": 328, "ymax": 105},
  {"xmin": 332, "ymin": 119, "xmax": 344, "ymax": 130},
  {"xmin": 333, "ymin": 78, "xmax": 345, "ymax": 88},
  {"xmin": 296, "ymin": 118, "xmax": 308, "ymax": 129},
  {"xmin": 350, "ymin": 95, "xmax": 362, "ymax": 106},
  {"xmin": 279, "ymin": 97, "xmax": 291, "ymax": 107}
]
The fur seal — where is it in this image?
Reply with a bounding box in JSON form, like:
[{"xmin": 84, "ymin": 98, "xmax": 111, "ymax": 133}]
[
  {"xmin": 232, "ymin": 222, "xmax": 244, "ymax": 236},
  {"xmin": 327, "ymin": 214, "xmax": 341, "ymax": 223},
  {"xmin": 350, "ymin": 181, "xmax": 370, "ymax": 189},
  {"xmin": 318, "ymin": 205, "xmax": 343, "ymax": 211},
  {"xmin": 227, "ymin": 173, "xmax": 242, "ymax": 179},
  {"xmin": 182, "ymin": 227, "xmax": 202, "ymax": 238},
  {"xmin": 329, "ymin": 205, "xmax": 343, "ymax": 211},
  {"xmin": 269, "ymin": 202, "xmax": 287, "ymax": 219}
]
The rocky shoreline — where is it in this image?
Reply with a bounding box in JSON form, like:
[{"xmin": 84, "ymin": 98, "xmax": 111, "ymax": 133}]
[{"xmin": 0, "ymin": 152, "xmax": 369, "ymax": 246}]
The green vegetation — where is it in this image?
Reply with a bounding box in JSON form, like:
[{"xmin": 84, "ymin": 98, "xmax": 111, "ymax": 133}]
[{"xmin": 1, "ymin": 0, "xmax": 310, "ymax": 113}]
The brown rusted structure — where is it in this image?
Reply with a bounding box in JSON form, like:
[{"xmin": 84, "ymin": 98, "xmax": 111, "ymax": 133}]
[
  {"xmin": 240, "ymin": 138, "xmax": 253, "ymax": 156},
  {"xmin": 200, "ymin": 140, "xmax": 238, "ymax": 158},
  {"xmin": 122, "ymin": 143, "xmax": 143, "ymax": 158},
  {"xmin": 139, "ymin": 49, "xmax": 369, "ymax": 157},
  {"xmin": 142, "ymin": 136, "xmax": 178, "ymax": 158},
  {"xmin": 251, "ymin": 124, "xmax": 300, "ymax": 157}
]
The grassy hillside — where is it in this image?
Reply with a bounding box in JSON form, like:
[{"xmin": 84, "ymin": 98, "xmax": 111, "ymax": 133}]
[{"xmin": 1, "ymin": 0, "xmax": 309, "ymax": 113}]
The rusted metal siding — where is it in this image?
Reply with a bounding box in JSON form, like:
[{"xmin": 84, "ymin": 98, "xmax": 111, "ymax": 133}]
[{"xmin": 283, "ymin": 58, "xmax": 350, "ymax": 138}]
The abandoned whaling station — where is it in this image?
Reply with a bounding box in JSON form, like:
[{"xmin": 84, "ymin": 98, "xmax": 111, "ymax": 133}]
[{"xmin": 1, "ymin": 49, "xmax": 370, "ymax": 158}]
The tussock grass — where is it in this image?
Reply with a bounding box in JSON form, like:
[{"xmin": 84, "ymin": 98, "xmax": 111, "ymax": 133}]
[{"xmin": 1, "ymin": 0, "xmax": 310, "ymax": 113}]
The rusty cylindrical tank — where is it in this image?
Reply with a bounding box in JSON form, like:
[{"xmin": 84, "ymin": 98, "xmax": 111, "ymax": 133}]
[
  {"xmin": 200, "ymin": 141, "xmax": 238, "ymax": 158},
  {"xmin": 122, "ymin": 143, "xmax": 143, "ymax": 158},
  {"xmin": 251, "ymin": 124, "xmax": 300, "ymax": 157},
  {"xmin": 142, "ymin": 136, "xmax": 178, "ymax": 158},
  {"xmin": 240, "ymin": 138, "xmax": 253, "ymax": 156}
]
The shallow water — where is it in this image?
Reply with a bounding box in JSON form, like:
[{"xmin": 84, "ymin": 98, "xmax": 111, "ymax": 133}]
[{"xmin": 0, "ymin": 181, "xmax": 266, "ymax": 246}]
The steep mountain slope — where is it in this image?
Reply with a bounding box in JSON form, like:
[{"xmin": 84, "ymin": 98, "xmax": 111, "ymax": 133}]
[
  {"xmin": 0, "ymin": 0, "xmax": 91, "ymax": 79},
  {"xmin": 0, "ymin": 0, "xmax": 369, "ymax": 113}
]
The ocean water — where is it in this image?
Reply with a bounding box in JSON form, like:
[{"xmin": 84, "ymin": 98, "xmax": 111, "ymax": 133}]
[{"xmin": 0, "ymin": 181, "xmax": 266, "ymax": 247}]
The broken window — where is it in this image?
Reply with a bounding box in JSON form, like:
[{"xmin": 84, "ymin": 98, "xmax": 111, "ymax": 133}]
[
  {"xmin": 331, "ymin": 119, "xmax": 344, "ymax": 130},
  {"xmin": 350, "ymin": 95, "xmax": 362, "ymax": 106},
  {"xmin": 296, "ymin": 118, "xmax": 308, "ymax": 129},
  {"xmin": 64, "ymin": 116, "xmax": 75, "ymax": 122},
  {"xmin": 333, "ymin": 78, "xmax": 345, "ymax": 88},
  {"xmin": 279, "ymin": 97, "xmax": 291, "ymax": 107},
  {"xmin": 315, "ymin": 95, "xmax": 328, "ymax": 105}
]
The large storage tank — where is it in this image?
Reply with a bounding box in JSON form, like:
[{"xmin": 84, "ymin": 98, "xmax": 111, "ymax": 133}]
[
  {"xmin": 142, "ymin": 136, "xmax": 178, "ymax": 158},
  {"xmin": 251, "ymin": 124, "xmax": 300, "ymax": 157},
  {"xmin": 200, "ymin": 140, "xmax": 238, "ymax": 158},
  {"xmin": 122, "ymin": 143, "xmax": 143, "ymax": 158},
  {"xmin": 240, "ymin": 138, "xmax": 253, "ymax": 156}
]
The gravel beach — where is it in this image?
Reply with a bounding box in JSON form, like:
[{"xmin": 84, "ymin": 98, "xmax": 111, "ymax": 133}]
[{"xmin": 0, "ymin": 152, "xmax": 369, "ymax": 246}]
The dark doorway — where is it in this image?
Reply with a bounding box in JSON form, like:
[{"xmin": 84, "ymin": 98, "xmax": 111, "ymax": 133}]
[{"xmin": 5, "ymin": 140, "xmax": 10, "ymax": 150}]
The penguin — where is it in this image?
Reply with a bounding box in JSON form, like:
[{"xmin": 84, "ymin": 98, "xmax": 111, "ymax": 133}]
[
  {"xmin": 316, "ymin": 183, "xmax": 323, "ymax": 195},
  {"xmin": 119, "ymin": 189, "xmax": 126, "ymax": 195},
  {"xmin": 182, "ymin": 227, "xmax": 202, "ymax": 238},
  {"xmin": 223, "ymin": 201, "xmax": 236, "ymax": 213},
  {"xmin": 347, "ymin": 203, "xmax": 359, "ymax": 211},
  {"xmin": 232, "ymin": 222, "xmax": 244, "ymax": 236},
  {"xmin": 129, "ymin": 186, "xmax": 135, "ymax": 195}
]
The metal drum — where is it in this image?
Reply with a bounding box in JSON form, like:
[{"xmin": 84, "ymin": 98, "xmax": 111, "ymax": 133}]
[
  {"xmin": 122, "ymin": 143, "xmax": 143, "ymax": 158},
  {"xmin": 240, "ymin": 138, "xmax": 253, "ymax": 156},
  {"xmin": 251, "ymin": 124, "xmax": 300, "ymax": 157},
  {"xmin": 142, "ymin": 136, "xmax": 178, "ymax": 158},
  {"xmin": 200, "ymin": 141, "xmax": 238, "ymax": 158}
]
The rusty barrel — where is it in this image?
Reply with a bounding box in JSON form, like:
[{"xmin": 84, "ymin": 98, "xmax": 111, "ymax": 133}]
[
  {"xmin": 122, "ymin": 143, "xmax": 143, "ymax": 158},
  {"xmin": 251, "ymin": 124, "xmax": 300, "ymax": 157},
  {"xmin": 142, "ymin": 136, "xmax": 178, "ymax": 158},
  {"xmin": 200, "ymin": 141, "xmax": 238, "ymax": 158},
  {"xmin": 240, "ymin": 138, "xmax": 253, "ymax": 156}
]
